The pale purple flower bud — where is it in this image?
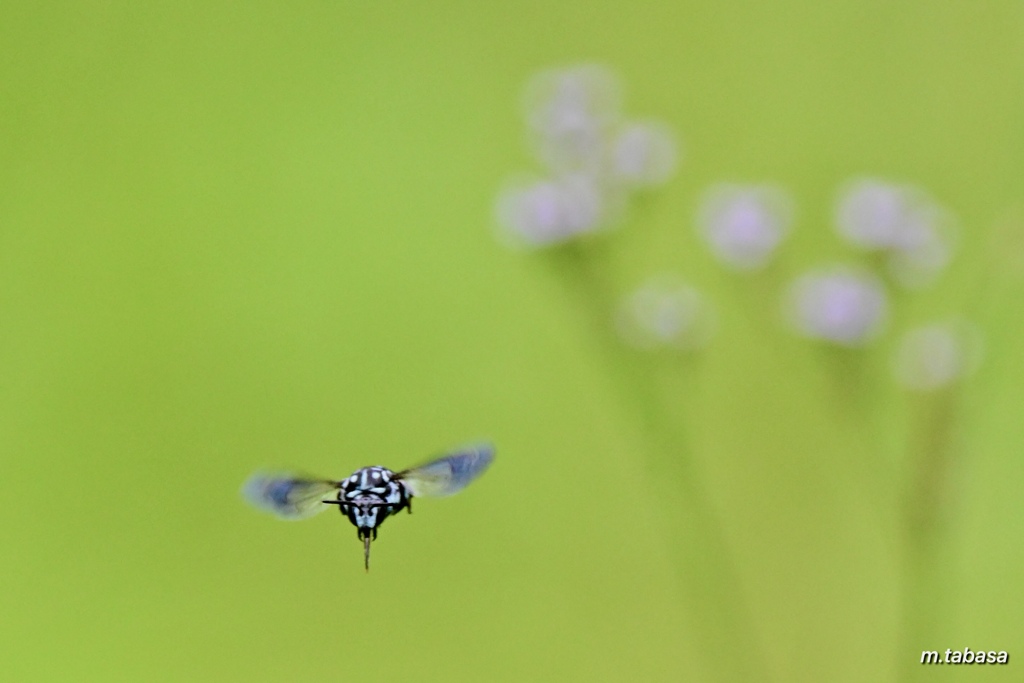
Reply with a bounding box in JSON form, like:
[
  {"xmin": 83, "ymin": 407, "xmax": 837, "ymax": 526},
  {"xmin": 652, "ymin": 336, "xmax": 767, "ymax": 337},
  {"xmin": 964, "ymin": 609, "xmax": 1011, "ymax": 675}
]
[
  {"xmin": 495, "ymin": 173, "xmax": 607, "ymax": 248},
  {"xmin": 697, "ymin": 184, "xmax": 793, "ymax": 271},
  {"xmin": 786, "ymin": 266, "xmax": 888, "ymax": 346},
  {"xmin": 893, "ymin": 320, "xmax": 983, "ymax": 391},
  {"xmin": 835, "ymin": 179, "xmax": 913, "ymax": 250},
  {"xmin": 617, "ymin": 276, "xmax": 715, "ymax": 350},
  {"xmin": 608, "ymin": 120, "xmax": 679, "ymax": 189},
  {"xmin": 835, "ymin": 178, "xmax": 957, "ymax": 287},
  {"xmin": 522, "ymin": 64, "xmax": 622, "ymax": 172},
  {"xmin": 886, "ymin": 203, "xmax": 958, "ymax": 288}
]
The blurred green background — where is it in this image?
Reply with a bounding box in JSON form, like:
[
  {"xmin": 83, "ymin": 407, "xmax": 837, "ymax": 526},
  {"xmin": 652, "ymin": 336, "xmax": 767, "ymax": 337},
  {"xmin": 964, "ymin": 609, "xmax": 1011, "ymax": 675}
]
[{"xmin": 2, "ymin": 2, "xmax": 1022, "ymax": 681}]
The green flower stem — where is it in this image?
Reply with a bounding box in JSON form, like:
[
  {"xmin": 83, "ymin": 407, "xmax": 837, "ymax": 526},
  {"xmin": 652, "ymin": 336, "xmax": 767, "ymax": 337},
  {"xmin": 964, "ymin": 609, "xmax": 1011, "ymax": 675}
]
[
  {"xmin": 544, "ymin": 241, "xmax": 768, "ymax": 683},
  {"xmin": 896, "ymin": 235, "xmax": 996, "ymax": 682},
  {"xmin": 897, "ymin": 389, "xmax": 960, "ymax": 682}
]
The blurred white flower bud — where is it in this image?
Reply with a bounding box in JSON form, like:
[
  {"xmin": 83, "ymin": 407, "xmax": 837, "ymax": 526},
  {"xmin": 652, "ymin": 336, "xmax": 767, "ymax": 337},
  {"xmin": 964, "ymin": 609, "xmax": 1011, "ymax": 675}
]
[
  {"xmin": 836, "ymin": 179, "xmax": 913, "ymax": 250},
  {"xmin": 893, "ymin": 320, "xmax": 983, "ymax": 391},
  {"xmin": 522, "ymin": 64, "xmax": 622, "ymax": 173},
  {"xmin": 608, "ymin": 120, "xmax": 679, "ymax": 189},
  {"xmin": 495, "ymin": 173, "xmax": 607, "ymax": 248},
  {"xmin": 616, "ymin": 276, "xmax": 715, "ymax": 350},
  {"xmin": 697, "ymin": 184, "xmax": 793, "ymax": 271},
  {"xmin": 835, "ymin": 178, "xmax": 957, "ymax": 287},
  {"xmin": 885, "ymin": 203, "xmax": 958, "ymax": 288},
  {"xmin": 786, "ymin": 266, "xmax": 888, "ymax": 346}
]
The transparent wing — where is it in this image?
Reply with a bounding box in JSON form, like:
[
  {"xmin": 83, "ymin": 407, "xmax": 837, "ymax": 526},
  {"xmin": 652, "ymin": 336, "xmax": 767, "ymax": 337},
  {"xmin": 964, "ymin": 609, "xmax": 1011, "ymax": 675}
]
[
  {"xmin": 241, "ymin": 472, "xmax": 340, "ymax": 520},
  {"xmin": 397, "ymin": 443, "xmax": 495, "ymax": 498}
]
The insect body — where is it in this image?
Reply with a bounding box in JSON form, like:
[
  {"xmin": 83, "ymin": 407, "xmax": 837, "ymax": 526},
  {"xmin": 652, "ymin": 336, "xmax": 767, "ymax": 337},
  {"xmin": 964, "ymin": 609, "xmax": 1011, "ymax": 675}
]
[{"xmin": 243, "ymin": 444, "xmax": 494, "ymax": 571}]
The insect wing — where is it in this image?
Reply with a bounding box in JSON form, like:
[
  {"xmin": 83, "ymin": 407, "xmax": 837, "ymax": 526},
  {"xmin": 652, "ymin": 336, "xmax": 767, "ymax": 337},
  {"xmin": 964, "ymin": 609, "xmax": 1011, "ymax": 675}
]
[
  {"xmin": 397, "ymin": 444, "xmax": 495, "ymax": 498},
  {"xmin": 242, "ymin": 473, "xmax": 339, "ymax": 520}
]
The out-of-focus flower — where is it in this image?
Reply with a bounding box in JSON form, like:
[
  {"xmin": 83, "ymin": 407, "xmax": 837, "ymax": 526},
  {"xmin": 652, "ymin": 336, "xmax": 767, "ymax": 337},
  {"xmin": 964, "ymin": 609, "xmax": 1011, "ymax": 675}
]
[
  {"xmin": 893, "ymin": 320, "xmax": 983, "ymax": 391},
  {"xmin": 836, "ymin": 179, "xmax": 910, "ymax": 250},
  {"xmin": 608, "ymin": 121, "xmax": 679, "ymax": 189},
  {"xmin": 835, "ymin": 178, "xmax": 957, "ymax": 287},
  {"xmin": 697, "ymin": 184, "xmax": 793, "ymax": 271},
  {"xmin": 785, "ymin": 266, "xmax": 888, "ymax": 346},
  {"xmin": 616, "ymin": 276, "xmax": 715, "ymax": 350},
  {"xmin": 498, "ymin": 64, "xmax": 678, "ymax": 250},
  {"xmin": 885, "ymin": 203, "xmax": 957, "ymax": 288},
  {"xmin": 523, "ymin": 64, "xmax": 622, "ymax": 173},
  {"xmin": 495, "ymin": 173, "xmax": 609, "ymax": 248}
]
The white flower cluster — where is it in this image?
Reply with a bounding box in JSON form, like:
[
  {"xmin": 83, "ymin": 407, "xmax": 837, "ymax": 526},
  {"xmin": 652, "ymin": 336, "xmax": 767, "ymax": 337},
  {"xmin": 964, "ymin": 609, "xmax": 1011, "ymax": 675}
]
[
  {"xmin": 697, "ymin": 184, "xmax": 793, "ymax": 271},
  {"xmin": 777, "ymin": 178, "xmax": 966, "ymax": 352},
  {"xmin": 892, "ymin": 320, "xmax": 983, "ymax": 391},
  {"xmin": 616, "ymin": 276, "xmax": 715, "ymax": 351},
  {"xmin": 493, "ymin": 68, "xmax": 983, "ymax": 374},
  {"xmin": 497, "ymin": 65, "xmax": 679, "ymax": 248},
  {"xmin": 785, "ymin": 266, "xmax": 888, "ymax": 347},
  {"xmin": 835, "ymin": 178, "xmax": 957, "ymax": 288}
]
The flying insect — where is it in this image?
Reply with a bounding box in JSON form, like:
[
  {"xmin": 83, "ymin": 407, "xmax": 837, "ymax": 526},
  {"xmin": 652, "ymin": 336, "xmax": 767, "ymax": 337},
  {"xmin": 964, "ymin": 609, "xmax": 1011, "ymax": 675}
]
[{"xmin": 242, "ymin": 443, "xmax": 494, "ymax": 571}]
